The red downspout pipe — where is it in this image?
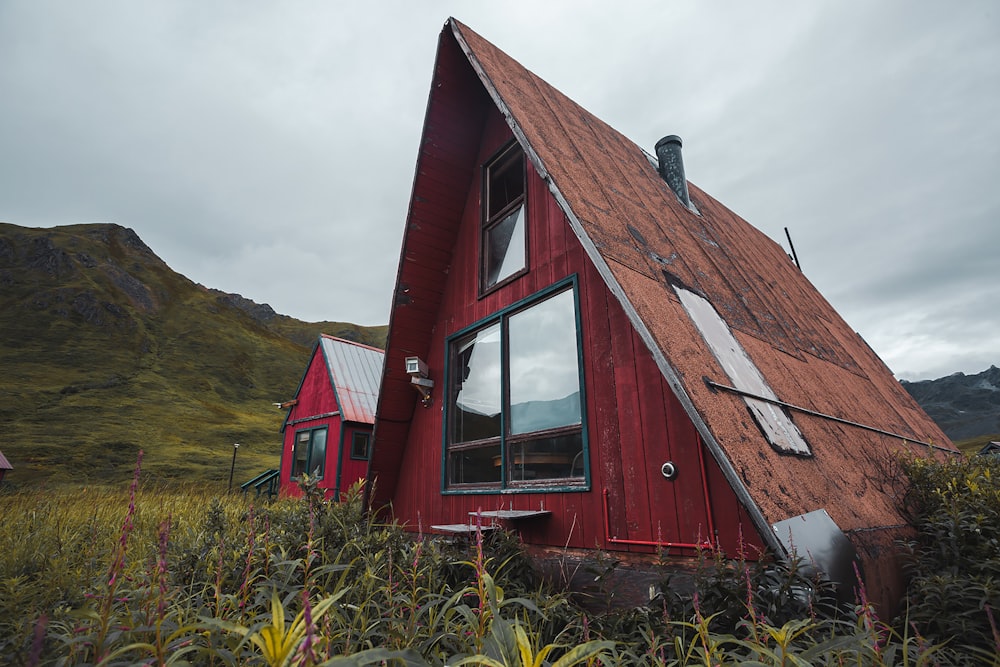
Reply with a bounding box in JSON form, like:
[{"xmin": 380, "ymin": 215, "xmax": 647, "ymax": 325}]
[
  {"xmin": 602, "ymin": 438, "xmax": 716, "ymax": 551},
  {"xmin": 602, "ymin": 489, "xmax": 712, "ymax": 550}
]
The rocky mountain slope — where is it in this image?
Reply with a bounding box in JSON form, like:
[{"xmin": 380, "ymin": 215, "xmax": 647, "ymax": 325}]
[
  {"xmin": 901, "ymin": 366, "xmax": 1000, "ymax": 441},
  {"xmin": 0, "ymin": 222, "xmax": 385, "ymax": 487}
]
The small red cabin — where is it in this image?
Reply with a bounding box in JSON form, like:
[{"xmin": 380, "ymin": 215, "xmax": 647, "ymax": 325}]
[
  {"xmin": 279, "ymin": 335, "xmax": 384, "ymax": 500},
  {"xmin": 368, "ymin": 19, "xmax": 954, "ymax": 612}
]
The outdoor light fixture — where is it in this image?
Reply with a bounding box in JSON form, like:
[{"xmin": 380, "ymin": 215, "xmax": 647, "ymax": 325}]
[
  {"xmin": 405, "ymin": 356, "xmax": 429, "ymax": 377},
  {"xmin": 405, "ymin": 356, "xmax": 434, "ymax": 407}
]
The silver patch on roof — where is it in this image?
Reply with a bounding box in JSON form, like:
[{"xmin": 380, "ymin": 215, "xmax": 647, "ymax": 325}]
[{"xmin": 676, "ymin": 286, "xmax": 810, "ymax": 455}]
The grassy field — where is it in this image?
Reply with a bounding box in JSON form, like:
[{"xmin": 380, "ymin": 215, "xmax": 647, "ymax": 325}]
[{"xmin": 1, "ymin": 454, "xmax": 997, "ymax": 665}]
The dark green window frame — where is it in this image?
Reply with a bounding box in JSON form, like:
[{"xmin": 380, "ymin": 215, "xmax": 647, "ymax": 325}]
[
  {"xmin": 443, "ymin": 277, "xmax": 589, "ymax": 493},
  {"xmin": 290, "ymin": 426, "xmax": 328, "ymax": 480},
  {"xmin": 350, "ymin": 431, "xmax": 371, "ymax": 460}
]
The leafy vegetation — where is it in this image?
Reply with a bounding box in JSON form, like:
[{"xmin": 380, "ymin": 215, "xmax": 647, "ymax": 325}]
[
  {"xmin": 2, "ymin": 453, "xmax": 998, "ymax": 665},
  {"xmin": 0, "ymin": 222, "xmax": 385, "ymax": 487},
  {"xmin": 897, "ymin": 455, "xmax": 1000, "ymax": 658}
]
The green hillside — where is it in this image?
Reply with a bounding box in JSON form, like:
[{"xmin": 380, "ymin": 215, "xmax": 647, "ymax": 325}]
[{"xmin": 0, "ymin": 222, "xmax": 386, "ymax": 488}]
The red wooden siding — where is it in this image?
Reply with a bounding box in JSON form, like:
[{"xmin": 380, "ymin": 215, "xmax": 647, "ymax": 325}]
[
  {"xmin": 338, "ymin": 425, "xmax": 371, "ymax": 496},
  {"xmin": 384, "ymin": 109, "xmax": 764, "ymax": 555}
]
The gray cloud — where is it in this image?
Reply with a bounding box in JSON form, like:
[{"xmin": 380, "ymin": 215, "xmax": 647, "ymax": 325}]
[{"xmin": 1, "ymin": 0, "xmax": 996, "ymax": 379}]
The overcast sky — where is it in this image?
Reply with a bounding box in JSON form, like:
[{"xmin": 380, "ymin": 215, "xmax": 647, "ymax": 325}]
[{"xmin": 1, "ymin": 1, "xmax": 997, "ymax": 381}]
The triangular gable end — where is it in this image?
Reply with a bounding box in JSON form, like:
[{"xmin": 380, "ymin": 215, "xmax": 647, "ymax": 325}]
[{"xmin": 280, "ymin": 337, "xmax": 327, "ymax": 434}]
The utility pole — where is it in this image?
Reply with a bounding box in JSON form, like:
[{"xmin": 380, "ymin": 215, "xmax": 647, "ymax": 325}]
[{"xmin": 228, "ymin": 443, "xmax": 240, "ymax": 492}]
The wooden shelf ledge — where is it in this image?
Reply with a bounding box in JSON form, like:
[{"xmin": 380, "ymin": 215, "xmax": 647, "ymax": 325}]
[
  {"xmin": 430, "ymin": 523, "xmax": 497, "ymax": 535},
  {"xmin": 469, "ymin": 510, "xmax": 552, "ymax": 521}
]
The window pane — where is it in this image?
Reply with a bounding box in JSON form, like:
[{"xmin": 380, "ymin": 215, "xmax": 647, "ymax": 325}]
[
  {"xmin": 292, "ymin": 431, "xmax": 310, "ymax": 478},
  {"xmin": 448, "ymin": 443, "xmax": 502, "ymax": 485},
  {"xmin": 508, "ymin": 431, "xmax": 584, "ymax": 482},
  {"xmin": 508, "ymin": 289, "xmax": 581, "ymax": 435},
  {"xmin": 451, "ymin": 323, "xmax": 502, "ymax": 443},
  {"xmin": 351, "ymin": 432, "xmax": 370, "ymax": 459},
  {"xmin": 484, "ymin": 205, "xmax": 525, "ymax": 288},
  {"xmin": 487, "ymin": 148, "xmax": 524, "ymax": 218},
  {"xmin": 310, "ymin": 429, "xmax": 327, "ymax": 478}
]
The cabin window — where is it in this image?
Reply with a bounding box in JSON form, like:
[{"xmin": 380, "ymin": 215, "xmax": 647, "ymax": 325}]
[
  {"xmin": 481, "ymin": 142, "xmax": 527, "ymax": 293},
  {"xmin": 291, "ymin": 427, "xmax": 328, "ymax": 479},
  {"xmin": 446, "ymin": 280, "xmax": 587, "ymax": 490},
  {"xmin": 351, "ymin": 432, "xmax": 371, "ymax": 460}
]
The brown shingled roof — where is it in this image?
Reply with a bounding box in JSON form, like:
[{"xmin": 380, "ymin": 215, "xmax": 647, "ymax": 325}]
[{"xmin": 447, "ymin": 18, "xmax": 954, "ymax": 541}]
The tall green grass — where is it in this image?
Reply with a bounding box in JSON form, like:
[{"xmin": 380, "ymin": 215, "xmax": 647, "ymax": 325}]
[{"xmin": 1, "ymin": 453, "xmax": 997, "ymax": 665}]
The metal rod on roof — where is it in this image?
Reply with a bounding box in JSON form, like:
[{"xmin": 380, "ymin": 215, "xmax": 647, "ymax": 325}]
[
  {"xmin": 703, "ymin": 378, "xmax": 953, "ymax": 453},
  {"xmin": 784, "ymin": 227, "xmax": 801, "ymax": 271}
]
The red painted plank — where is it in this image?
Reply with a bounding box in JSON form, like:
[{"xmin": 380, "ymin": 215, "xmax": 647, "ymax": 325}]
[
  {"xmin": 633, "ymin": 336, "xmax": 681, "ymax": 547},
  {"xmin": 608, "ymin": 298, "xmax": 651, "ymax": 551},
  {"xmin": 579, "ymin": 262, "xmax": 623, "ymax": 549}
]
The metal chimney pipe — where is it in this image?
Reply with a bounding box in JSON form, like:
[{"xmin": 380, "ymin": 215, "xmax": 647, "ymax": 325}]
[{"xmin": 655, "ymin": 135, "xmax": 692, "ymax": 209}]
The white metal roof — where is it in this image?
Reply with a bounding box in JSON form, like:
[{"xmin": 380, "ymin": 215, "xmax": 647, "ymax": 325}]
[{"xmin": 319, "ymin": 336, "xmax": 384, "ymax": 424}]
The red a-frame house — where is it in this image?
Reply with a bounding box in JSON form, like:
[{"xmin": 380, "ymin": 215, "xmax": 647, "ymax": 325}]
[{"xmin": 368, "ymin": 19, "xmax": 954, "ymax": 612}]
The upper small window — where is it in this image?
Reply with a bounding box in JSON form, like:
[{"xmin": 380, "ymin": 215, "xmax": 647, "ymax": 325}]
[{"xmin": 482, "ymin": 143, "xmax": 527, "ymax": 292}]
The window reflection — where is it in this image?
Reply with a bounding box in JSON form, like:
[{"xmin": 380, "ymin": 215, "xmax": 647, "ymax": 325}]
[
  {"xmin": 291, "ymin": 427, "xmax": 327, "ymax": 479},
  {"xmin": 508, "ymin": 289, "xmax": 581, "ymax": 435},
  {"xmin": 446, "ymin": 285, "xmax": 585, "ymax": 489},
  {"xmin": 485, "ymin": 205, "xmax": 525, "ymax": 288},
  {"xmin": 452, "ymin": 323, "xmax": 502, "ymax": 444}
]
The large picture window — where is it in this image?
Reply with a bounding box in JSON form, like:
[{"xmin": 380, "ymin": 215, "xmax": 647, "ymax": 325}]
[
  {"xmin": 481, "ymin": 142, "xmax": 527, "ymax": 293},
  {"xmin": 291, "ymin": 427, "xmax": 328, "ymax": 479},
  {"xmin": 446, "ymin": 282, "xmax": 586, "ymax": 490}
]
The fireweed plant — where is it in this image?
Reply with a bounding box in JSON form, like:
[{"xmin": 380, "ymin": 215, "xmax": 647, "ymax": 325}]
[{"xmin": 0, "ymin": 452, "xmax": 996, "ymax": 665}]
